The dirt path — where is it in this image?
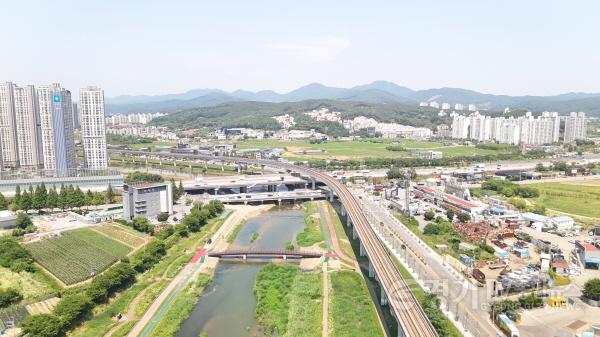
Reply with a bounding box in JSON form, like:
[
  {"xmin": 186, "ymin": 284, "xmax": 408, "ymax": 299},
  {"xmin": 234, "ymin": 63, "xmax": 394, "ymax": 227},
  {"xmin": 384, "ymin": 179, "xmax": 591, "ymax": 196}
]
[
  {"xmin": 105, "ymin": 286, "xmax": 149, "ymax": 337},
  {"xmin": 317, "ymin": 201, "xmax": 358, "ymax": 269},
  {"xmin": 322, "ymin": 262, "xmax": 329, "ymax": 337}
]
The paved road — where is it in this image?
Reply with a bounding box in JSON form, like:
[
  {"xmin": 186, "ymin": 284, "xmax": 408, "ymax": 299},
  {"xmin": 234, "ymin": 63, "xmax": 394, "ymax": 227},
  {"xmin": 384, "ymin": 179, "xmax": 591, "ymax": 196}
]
[{"xmin": 355, "ymin": 189, "xmax": 500, "ymax": 337}]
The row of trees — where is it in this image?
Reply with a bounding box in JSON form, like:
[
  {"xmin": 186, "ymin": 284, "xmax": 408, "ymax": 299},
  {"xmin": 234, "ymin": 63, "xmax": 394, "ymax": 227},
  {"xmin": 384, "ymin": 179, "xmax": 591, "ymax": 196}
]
[
  {"xmin": 0, "ymin": 183, "xmax": 116, "ymax": 213},
  {"xmin": 481, "ymin": 179, "xmax": 540, "ymax": 198}
]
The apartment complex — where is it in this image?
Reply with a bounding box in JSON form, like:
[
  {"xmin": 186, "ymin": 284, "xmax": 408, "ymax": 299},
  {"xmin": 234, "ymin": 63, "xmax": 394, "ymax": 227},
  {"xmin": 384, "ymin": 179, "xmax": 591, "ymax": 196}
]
[
  {"xmin": 451, "ymin": 111, "xmax": 582, "ymax": 145},
  {"xmin": 0, "ymin": 81, "xmax": 107, "ymax": 174},
  {"xmin": 80, "ymin": 86, "xmax": 108, "ymax": 169},
  {"xmin": 564, "ymin": 112, "xmax": 587, "ymax": 143}
]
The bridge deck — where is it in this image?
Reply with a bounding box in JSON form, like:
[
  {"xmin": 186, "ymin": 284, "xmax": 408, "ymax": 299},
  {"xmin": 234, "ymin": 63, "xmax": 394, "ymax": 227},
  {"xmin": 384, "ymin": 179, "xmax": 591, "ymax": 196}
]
[{"xmin": 209, "ymin": 249, "xmax": 322, "ymax": 258}]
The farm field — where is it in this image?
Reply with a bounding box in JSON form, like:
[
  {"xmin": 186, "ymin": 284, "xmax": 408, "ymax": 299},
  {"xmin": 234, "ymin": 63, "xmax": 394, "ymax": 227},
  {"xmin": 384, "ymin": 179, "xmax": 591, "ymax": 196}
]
[
  {"xmin": 25, "ymin": 229, "xmax": 132, "ymax": 285},
  {"xmin": 531, "ymin": 182, "xmax": 600, "ymax": 221},
  {"xmin": 235, "ymin": 139, "xmax": 514, "ymax": 160},
  {"xmin": 0, "ymin": 267, "xmax": 57, "ymax": 301},
  {"xmin": 92, "ymin": 223, "xmax": 147, "ymax": 248}
]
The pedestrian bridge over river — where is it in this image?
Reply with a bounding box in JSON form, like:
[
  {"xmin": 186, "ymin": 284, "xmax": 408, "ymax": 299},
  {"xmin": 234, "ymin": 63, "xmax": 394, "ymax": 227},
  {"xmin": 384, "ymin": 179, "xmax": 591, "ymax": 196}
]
[{"xmin": 208, "ymin": 249, "xmax": 323, "ymax": 259}]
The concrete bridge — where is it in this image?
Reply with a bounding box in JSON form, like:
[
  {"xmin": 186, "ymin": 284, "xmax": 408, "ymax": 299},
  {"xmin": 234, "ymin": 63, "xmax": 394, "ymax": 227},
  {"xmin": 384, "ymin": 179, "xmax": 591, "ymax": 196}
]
[
  {"xmin": 209, "ymin": 249, "xmax": 323, "ymax": 260},
  {"xmin": 197, "ymin": 189, "xmax": 327, "ymax": 205}
]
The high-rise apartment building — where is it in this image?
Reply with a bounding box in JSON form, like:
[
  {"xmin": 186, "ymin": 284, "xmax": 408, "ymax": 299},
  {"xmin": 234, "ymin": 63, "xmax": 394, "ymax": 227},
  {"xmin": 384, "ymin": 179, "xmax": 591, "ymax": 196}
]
[
  {"xmin": 451, "ymin": 111, "xmax": 563, "ymax": 145},
  {"xmin": 0, "ymin": 82, "xmax": 19, "ymax": 168},
  {"xmin": 564, "ymin": 112, "xmax": 587, "ymax": 143},
  {"xmin": 80, "ymin": 86, "xmax": 108, "ymax": 169},
  {"xmin": 72, "ymin": 102, "xmax": 80, "ymax": 129},
  {"xmin": 13, "ymin": 85, "xmax": 43, "ymax": 168},
  {"xmin": 38, "ymin": 84, "xmax": 77, "ymax": 174}
]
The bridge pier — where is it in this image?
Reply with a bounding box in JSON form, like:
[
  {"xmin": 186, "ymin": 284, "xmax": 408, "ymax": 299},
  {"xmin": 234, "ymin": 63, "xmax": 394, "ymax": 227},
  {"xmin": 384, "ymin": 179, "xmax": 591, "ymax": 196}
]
[
  {"xmin": 237, "ymin": 165, "xmax": 241, "ymax": 173},
  {"xmin": 282, "ymin": 255, "xmax": 287, "ymax": 260},
  {"xmin": 311, "ymin": 178, "xmax": 316, "ymax": 190},
  {"xmin": 346, "ymin": 215, "xmax": 351, "ymax": 228},
  {"xmin": 214, "ymin": 188, "xmax": 219, "ymax": 195},
  {"xmin": 243, "ymin": 254, "xmax": 247, "ymax": 261},
  {"xmin": 340, "ymin": 205, "xmax": 346, "ymax": 217},
  {"xmin": 353, "ymin": 226, "xmax": 358, "ymax": 240},
  {"xmin": 368, "ymin": 260, "xmax": 375, "ymax": 278},
  {"xmin": 328, "ymin": 192, "xmax": 334, "ymax": 202},
  {"xmin": 398, "ymin": 322, "xmax": 406, "ymax": 337},
  {"xmin": 277, "ymin": 199, "xmax": 281, "ymax": 206},
  {"xmin": 380, "ymin": 287, "xmax": 388, "ymax": 306},
  {"xmin": 359, "ymin": 241, "xmax": 366, "ymax": 256}
]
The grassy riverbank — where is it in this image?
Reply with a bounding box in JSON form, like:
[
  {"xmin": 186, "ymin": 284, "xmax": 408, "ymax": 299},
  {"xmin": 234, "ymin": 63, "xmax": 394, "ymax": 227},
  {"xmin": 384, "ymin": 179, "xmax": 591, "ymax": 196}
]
[
  {"xmin": 297, "ymin": 201, "xmax": 324, "ymax": 247},
  {"xmin": 254, "ymin": 264, "xmax": 323, "ymax": 337},
  {"xmin": 329, "ymin": 270, "xmax": 385, "ymax": 337}
]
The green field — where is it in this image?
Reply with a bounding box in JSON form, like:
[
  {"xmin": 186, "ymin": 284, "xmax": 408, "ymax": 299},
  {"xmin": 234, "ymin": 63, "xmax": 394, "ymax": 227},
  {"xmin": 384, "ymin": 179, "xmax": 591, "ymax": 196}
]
[
  {"xmin": 296, "ymin": 202, "xmax": 324, "ymax": 247},
  {"xmin": 283, "ymin": 272, "xmax": 323, "ymax": 337},
  {"xmin": 531, "ymin": 182, "xmax": 600, "ymax": 221},
  {"xmin": 25, "ymin": 229, "xmax": 133, "ymax": 285},
  {"xmin": 235, "ymin": 139, "xmax": 514, "ymax": 160},
  {"xmin": 0, "ymin": 267, "xmax": 58, "ymax": 302},
  {"xmin": 128, "ymin": 141, "xmax": 177, "ymax": 150},
  {"xmin": 329, "ymin": 270, "xmax": 385, "ymax": 337}
]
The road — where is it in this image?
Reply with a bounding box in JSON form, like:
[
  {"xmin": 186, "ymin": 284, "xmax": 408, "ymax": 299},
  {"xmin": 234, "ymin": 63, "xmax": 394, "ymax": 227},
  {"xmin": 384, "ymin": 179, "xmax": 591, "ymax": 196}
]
[
  {"xmin": 114, "ymin": 150, "xmax": 438, "ymax": 337},
  {"xmin": 355, "ymin": 189, "xmax": 500, "ymax": 337}
]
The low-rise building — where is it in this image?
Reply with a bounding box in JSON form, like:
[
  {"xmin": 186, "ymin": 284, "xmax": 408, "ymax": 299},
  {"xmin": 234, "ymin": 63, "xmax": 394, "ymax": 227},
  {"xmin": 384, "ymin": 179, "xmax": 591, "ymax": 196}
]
[
  {"xmin": 0, "ymin": 210, "xmax": 17, "ymax": 229},
  {"xmin": 122, "ymin": 182, "xmax": 173, "ymax": 221}
]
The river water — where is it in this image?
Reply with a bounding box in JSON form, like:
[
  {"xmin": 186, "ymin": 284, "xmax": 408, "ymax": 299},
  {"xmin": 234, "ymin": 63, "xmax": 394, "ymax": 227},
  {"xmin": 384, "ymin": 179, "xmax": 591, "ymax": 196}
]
[{"xmin": 175, "ymin": 208, "xmax": 306, "ymax": 337}]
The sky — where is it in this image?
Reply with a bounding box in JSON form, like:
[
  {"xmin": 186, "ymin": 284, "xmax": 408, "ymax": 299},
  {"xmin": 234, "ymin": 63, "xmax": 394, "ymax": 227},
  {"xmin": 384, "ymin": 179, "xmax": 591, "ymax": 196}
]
[{"xmin": 1, "ymin": 0, "xmax": 599, "ymax": 97}]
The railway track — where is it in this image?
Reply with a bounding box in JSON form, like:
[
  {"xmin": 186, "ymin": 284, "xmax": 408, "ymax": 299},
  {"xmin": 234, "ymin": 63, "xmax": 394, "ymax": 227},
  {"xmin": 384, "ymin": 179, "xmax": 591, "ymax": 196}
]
[{"xmin": 112, "ymin": 150, "xmax": 439, "ymax": 337}]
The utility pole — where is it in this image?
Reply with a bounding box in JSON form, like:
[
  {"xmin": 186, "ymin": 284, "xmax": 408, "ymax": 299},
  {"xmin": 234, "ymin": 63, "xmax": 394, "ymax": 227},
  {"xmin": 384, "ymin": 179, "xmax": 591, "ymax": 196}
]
[{"xmin": 404, "ymin": 171, "xmax": 411, "ymax": 217}]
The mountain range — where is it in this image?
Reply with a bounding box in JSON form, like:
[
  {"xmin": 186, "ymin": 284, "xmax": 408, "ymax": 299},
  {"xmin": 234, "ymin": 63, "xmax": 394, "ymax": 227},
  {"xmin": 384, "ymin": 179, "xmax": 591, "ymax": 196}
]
[{"xmin": 106, "ymin": 81, "xmax": 600, "ymax": 116}]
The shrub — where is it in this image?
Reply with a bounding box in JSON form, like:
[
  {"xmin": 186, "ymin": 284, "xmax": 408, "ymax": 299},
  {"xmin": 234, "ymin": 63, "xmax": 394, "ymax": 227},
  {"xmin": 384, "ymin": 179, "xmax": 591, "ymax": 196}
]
[
  {"xmin": 583, "ymin": 278, "xmax": 600, "ymax": 301},
  {"xmin": 0, "ymin": 288, "xmax": 23, "ymax": 307},
  {"xmin": 20, "ymin": 314, "xmax": 64, "ymax": 337},
  {"xmin": 424, "ymin": 210, "xmax": 435, "ymax": 221}
]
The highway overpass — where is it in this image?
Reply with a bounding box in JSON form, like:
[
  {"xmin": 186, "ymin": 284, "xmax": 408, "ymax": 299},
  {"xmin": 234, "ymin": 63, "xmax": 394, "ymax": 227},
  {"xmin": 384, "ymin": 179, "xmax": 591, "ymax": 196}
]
[{"xmin": 112, "ymin": 150, "xmax": 439, "ymax": 337}]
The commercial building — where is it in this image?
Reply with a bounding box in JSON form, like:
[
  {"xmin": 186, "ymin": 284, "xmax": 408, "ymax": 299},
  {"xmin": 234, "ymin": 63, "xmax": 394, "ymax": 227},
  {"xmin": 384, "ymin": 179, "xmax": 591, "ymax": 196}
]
[
  {"xmin": 38, "ymin": 84, "xmax": 77, "ymax": 174},
  {"xmin": 564, "ymin": 112, "xmax": 587, "ymax": 143},
  {"xmin": 80, "ymin": 86, "xmax": 108, "ymax": 169},
  {"xmin": 122, "ymin": 182, "xmax": 173, "ymax": 221}
]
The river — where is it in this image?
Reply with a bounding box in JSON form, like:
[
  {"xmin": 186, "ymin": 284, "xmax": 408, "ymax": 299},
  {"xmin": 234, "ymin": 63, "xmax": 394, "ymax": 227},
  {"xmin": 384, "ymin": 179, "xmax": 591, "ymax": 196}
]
[{"xmin": 175, "ymin": 208, "xmax": 306, "ymax": 337}]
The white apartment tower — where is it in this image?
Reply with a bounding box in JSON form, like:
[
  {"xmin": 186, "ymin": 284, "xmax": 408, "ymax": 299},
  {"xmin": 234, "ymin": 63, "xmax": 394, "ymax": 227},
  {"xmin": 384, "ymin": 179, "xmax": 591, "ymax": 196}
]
[
  {"xmin": 0, "ymin": 82, "xmax": 19, "ymax": 168},
  {"xmin": 564, "ymin": 112, "xmax": 587, "ymax": 143},
  {"xmin": 80, "ymin": 86, "xmax": 108, "ymax": 169},
  {"xmin": 38, "ymin": 84, "xmax": 77, "ymax": 174},
  {"xmin": 13, "ymin": 85, "xmax": 43, "ymax": 168}
]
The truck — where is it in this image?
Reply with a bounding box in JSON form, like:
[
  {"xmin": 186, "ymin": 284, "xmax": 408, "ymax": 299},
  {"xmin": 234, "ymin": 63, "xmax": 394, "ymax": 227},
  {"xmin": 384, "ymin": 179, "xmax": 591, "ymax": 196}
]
[
  {"xmin": 474, "ymin": 163, "xmax": 486, "ymax": 169},
  {"xmin": 472, "ymin": 268, "xmax": 486, "ymax": 284},
  {"xmin": 589, "ymin": 226, "xmax": 600, "ymax": 236}
]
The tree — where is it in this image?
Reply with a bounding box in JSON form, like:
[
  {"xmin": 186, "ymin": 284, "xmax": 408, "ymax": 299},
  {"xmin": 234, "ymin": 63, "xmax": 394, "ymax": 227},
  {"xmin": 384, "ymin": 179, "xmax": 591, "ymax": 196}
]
[
  {"xmin": 446, "ymin": 208, "xmax": 455, "ymax": 221},
  {"xmin": 423, "ymin": 223, "xmax": 441, "ymax": 235},
  {"xmin": 32, "ymin": 183, "xmax": 48, "ymax": 212},
  {"xmin": 0, "ymin": 192, "xmax": 7, "ymax": 210},
  {"xmin": 20, "ymin": 314, "xmax": 63, "ymax": 337},
  {"xmin": 386, "ymin": 167, "xmax": 402, "ymax": 180},
  {"xmin": 85, "ymin": 190, "xmax": 95, "ymax": 207},
  {"xmin": 47, "ymin": 186, "xmax": 59, "ymax": 210},
  {"xmin": 73, "ymin": 187, "xmax": 85, "ymax": 209},
  {"xmin": 583, "ymin": 278, "xmax": 600, "ymax": 301},
  {"xmin": 58, "ymin": 184, "xmax": 68, "ymax": 210},
  {"xmin": 13, "ymin": 185, "xmax": 21, "ymax": 208},
  {"xmin": 508, "ymin": 197, "xmax": 527, "ymax": 210},
  {"xmin": 106, "ymin": 184, "xmax": 115, "ymax": 204},
  {"xmin": 19, "ymin": 190, "xmax": 32, "ymax": 212},
  {"xmin": 183, "ymin": 214, "xmax": 201, "ymax": 232},
  {"xmin": 457, "ymin": 212, "xmax": 471, "ymax": 223},
  {"xmin": 0, "ymin": 288, "xmax": 23, "ymax": 308},
  {"xmin": 157, "ymin": 212, "xmax": 169, "ymax": 222},
  {"xmin": 132, "ymin": 217, "xmax": 153, "ymax": 234},
  {"xmin": 424, "ymin": 210, "xmax": 435, "ymax": 221},
  {"xmin": 178, "ymin": 180, "xmax": 184, "ymax": 198},
  {"xmin": 16, "ymin": 213, "xmax": 33, "ymax": 229},
  {"xmin": 53, "ymin": 293, "xmax": 93, "ymax": 327}
]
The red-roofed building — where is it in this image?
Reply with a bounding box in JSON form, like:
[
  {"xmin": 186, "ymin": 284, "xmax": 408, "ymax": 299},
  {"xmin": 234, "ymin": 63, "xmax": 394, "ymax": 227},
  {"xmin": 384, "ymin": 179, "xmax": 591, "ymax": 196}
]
[{"xmin": 576, "ymin": 242, "xmax": 600, "ymax": 269}]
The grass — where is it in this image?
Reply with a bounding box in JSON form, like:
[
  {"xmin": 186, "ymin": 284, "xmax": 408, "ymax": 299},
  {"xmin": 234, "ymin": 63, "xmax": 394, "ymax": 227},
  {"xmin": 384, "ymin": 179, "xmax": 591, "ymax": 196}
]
[
  {"xmin": 250, "ymin": 231, "xmax": 259, "ymax": 242},
  {"xmin": 128, "ymin": 141, "xmax": 177, "ymax": 150},
  {"xmin": 329, "ymin": 203, "xmax": 356, "ymax": 260},
  {"xmin": 329, "ymin": 271, "xmax": 385, "ymax": 337},
  {"xmin": 0, "ymin": 266, "xmax": 58, "ymax": 302},
  {"xmin": 282, "ymin": 272, "xmax": 323, "ymax": 337},
  {"xmin": 254, "ymin": 264, "xmax": 299, "ymax": 334},
  {"xmin": 135, "ymin": 279, "xmax": 170, "ymax": 317},
  {"xmin": 234, "ymin": 139, "xmax": 515, "ymax": 161},
  {"xmin": 530, "ymin": 182, "xmax": 600, "ymax": 221},
  {"xmin": 297, "ymin": 202, "xmax": 324, "ymax": 247},
  {"xmin": 25, "ymin": 228, "xmax": 132, "ymax": 285},
  {"xmin": 146, "ymin": 273, "xmax": 212, "ymax": 337},
  {"xmin": 227, "ymin": 222, "xmax": 243, "ymax": 243}
]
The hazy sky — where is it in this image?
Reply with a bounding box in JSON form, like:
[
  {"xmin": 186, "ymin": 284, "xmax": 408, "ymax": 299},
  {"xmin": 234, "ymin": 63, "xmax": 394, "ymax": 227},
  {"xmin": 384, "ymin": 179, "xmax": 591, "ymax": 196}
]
[{"xmin": 2, "ymin": 0, "xmax": 599, "ymax": 97}]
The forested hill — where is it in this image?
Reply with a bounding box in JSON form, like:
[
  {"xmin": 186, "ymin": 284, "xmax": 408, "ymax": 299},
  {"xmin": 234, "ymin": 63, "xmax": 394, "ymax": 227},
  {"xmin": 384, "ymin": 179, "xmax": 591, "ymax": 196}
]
[{"xmin": 149, "ymin": 99, "xmax": 449, "ymax": 132}]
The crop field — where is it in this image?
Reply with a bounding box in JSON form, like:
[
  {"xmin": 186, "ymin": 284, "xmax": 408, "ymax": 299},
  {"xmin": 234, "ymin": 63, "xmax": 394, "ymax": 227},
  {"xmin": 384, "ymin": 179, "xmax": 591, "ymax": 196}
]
[
  {"xmin": 0, "ymin": 266, "xmax": 57, "ymax": 300},
  {"xmin": 531, "ymin": 182, "xmax": 600, "ymax": 220},
  {"xmin": 25, "ymin": 229, "xmax": 132, "ymax": 285},
  {"xmin": 93, "ymin": 223, "xmax": 147, "ymax": 248}
]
